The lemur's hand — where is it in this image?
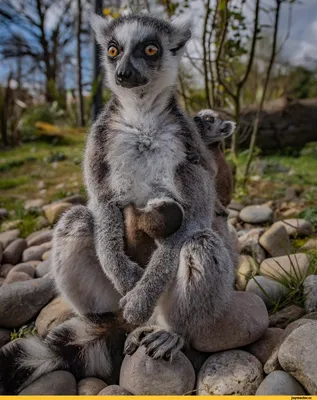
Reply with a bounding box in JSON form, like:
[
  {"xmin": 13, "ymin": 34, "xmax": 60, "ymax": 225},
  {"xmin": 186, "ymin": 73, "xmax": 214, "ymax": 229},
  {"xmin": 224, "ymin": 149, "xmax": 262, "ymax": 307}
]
[{"xmin": 120, "ymin": 285, "xmax": 154, "ymax": 325}]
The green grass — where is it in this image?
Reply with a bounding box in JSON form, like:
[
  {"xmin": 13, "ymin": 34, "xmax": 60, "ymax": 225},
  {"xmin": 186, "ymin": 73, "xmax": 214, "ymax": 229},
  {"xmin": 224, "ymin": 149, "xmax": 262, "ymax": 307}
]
[{"xmin": 10, "ymin": 323, "xmax": 37, "ymax": 341}]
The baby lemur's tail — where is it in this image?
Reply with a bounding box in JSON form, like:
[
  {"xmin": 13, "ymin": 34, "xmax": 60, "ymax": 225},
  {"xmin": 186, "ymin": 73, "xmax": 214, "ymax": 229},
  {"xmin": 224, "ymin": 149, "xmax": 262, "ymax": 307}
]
[{"xmin": 0, "ymin": 313, "xmax": 129, "ymax": 395}]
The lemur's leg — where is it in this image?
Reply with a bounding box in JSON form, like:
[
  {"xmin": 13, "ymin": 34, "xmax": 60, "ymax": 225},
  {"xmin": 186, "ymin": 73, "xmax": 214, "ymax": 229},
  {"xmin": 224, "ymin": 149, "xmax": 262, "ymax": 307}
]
[
  {"xmin": 123, "ymin": 228, "xmax": 235, "ymax": 360},
  {"xmin": 52, "ymin": 205, "xmax": 122, "ymax": 315}
]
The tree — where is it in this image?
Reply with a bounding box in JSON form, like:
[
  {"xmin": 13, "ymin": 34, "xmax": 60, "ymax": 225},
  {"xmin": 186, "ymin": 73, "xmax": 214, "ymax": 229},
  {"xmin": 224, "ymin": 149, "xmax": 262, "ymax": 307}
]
[
  {"xmin": 0, "ymin": 0, "xmax": 74, "ymax": 102},
  {"xmin": 77, "ymin": 0, "xmax": 85, "ymax": 127}
]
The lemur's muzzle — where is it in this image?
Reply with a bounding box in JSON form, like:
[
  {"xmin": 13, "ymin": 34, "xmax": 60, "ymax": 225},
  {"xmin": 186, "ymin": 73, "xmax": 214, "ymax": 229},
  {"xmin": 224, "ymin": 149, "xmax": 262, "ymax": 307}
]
[{"xmin": 116, "ymin": 62, "xmax": 148, "ymax": 88}]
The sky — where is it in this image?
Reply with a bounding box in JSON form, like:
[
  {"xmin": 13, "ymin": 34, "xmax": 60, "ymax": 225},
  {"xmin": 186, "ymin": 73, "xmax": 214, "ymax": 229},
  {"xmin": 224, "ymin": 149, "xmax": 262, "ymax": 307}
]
[{"xmin": 1, "ymin": 0, "xmax": 317, "ymax": 88}]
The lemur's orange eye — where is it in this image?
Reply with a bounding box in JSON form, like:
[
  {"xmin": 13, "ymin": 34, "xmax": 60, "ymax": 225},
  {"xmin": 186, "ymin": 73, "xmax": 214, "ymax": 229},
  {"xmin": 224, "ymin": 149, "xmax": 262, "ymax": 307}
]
[
  {"xmin": 108, "ymin": 46, "xmax": 119, "ymax": 58},
  {"xmin": 145, "ymin": 45, "xmax": 158, "ymax": 56}
]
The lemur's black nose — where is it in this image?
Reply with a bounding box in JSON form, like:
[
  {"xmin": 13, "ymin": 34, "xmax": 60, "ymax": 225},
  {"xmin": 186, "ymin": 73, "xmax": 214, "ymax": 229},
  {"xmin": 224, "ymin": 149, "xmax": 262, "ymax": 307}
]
[{"xmin": 115, "ymin": 61, "xmax": 148, "ymax": 88}]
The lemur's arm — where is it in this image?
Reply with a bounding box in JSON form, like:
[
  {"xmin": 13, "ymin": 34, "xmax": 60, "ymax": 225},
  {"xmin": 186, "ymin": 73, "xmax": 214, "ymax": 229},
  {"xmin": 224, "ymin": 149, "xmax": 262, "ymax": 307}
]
[{"xmin": 84, "ymin": 114, "xmax": 144, "ymax": 296}]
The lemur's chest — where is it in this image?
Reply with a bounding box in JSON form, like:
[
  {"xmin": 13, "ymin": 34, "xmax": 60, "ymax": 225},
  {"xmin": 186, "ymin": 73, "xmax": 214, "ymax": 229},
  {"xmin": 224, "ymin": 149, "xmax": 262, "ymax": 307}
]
[{"xmin": 106, "ymin": 122, "xmax": 186, "ymax": 205}]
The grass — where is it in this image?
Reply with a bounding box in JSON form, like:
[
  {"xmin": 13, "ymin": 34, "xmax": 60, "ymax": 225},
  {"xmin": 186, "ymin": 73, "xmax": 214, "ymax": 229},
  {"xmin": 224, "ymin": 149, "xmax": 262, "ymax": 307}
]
[
  {"xmin": 10, "ymin": 323, "xmax": 37, "ymax": 341},
  {"xmin": 252, "ymin": 249, "xmax": 317, "ymax": 313}
]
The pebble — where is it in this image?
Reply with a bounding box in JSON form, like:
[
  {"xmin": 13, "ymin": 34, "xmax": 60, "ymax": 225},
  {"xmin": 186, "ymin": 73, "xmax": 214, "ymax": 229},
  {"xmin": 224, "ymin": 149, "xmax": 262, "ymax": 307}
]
[
  {"xmin": 0, "ymin": 264, "xmax": 14, "ymax": 278},
  {"xmin": 0, "ymin": 208, "xmax": 8, "ymax": 220},
  {"xmin": 259, "ymin": 224, "xmax": 292, "ymax": 257},
  {"xmin": 239, "ymin": 205, "xmax": 273, "ymax": 224},
  {"xmin": 42, "ymin": 250, "xmax": 51, "ymax": 261},
  {"xmin": 0, "ymin": 276, "xmax": 55, "ymax": 328},
  {"xmin": 197, "ymin": 350, "xmax": 263, "ymax": 395},
  {"xmin": 5, "ymin": 271, "xmax": 32, "ymax": 284},
  {"xmin": 269, "ymin": 305, "xmax": 305, "ymax": 329},
  {"xmin": 278, "ymin": 322, "xmax": 317, "ymax": 394},
  {"xmin": 273, "ymin": 219, "xmax": 313, "ymax": 237},
  {"xmin": 228, "ymin": 201, "xmax": 244, "ymax": 212},
  {"xmin": 0, "ymin": 328, "xmax": 11, "ymax": 348},
  {"xmin": 302, "ymin": 238, "xmax": 317, "ymax": 251},
  {"xmin": 256, "ymin": 371, "xmax": 306, "ymax": 395},
  {"xmin": 0, "ymin": 243, "xmax": 2, "ymax": 264},
  {"xmin": 35, "ymin": 260, "xmax": 51, "ymax": 278},
  {"xmin": 1, "ymin": 220, "xmax": 22, "ymax": 231},
  {"xmin": 36, "ymin": 296, "xmax": 73, "ymax": 336},
  {"xmin": 246, "ymin": 276, "xmax": 289, "ymax": 310},
  {"xmin": 192, "ymin": 291, "xmax": 269, "ymax": 352},
  {"xmin": 238, "ymin": 228, "xmax": 266, "ymax": 264},
  {"xmin": 260, "ymin": 253, "xmax": 310, "ymax": 280},
  {"xmin": 98, "ymin": 386, "xmax": 131, "ymax": 395},
  {"xmin": 24, "ymin": 199, "xmax": 45, "ymax": 212},
  {"xmin": 27, "ymin": 230, "xmax": 53, "ymax": 247},
  {"xmin": 43, "ymin": 202, "xmax": 72, "ymax": 224},
  {"xmin": 244, "ymin": 327, "xmax": 284, "ymax": 365},
  {"xmin": 264, "ymin": 318, "xmax": 316, "ymax": 375},
  {"xmin": 77, "ymin": 377, "xmax": 107, "ymax": 395},
  {"xmin": 119, "ymin": 346, "xmax": 195, "ymax": 395},
  {"xmin": 8, "ymin": 263, "xmax": 35, "ymax": 278},
  {"xmin": 236, "ymin": 255, "xmax": 258, "ymax": 291},
  {"xmin": 303, "ymin": 275, "xmax": 317, "ymax": 314},
  {"xmin": 18, "ymin": 371, "xmax": 77, "ymax": 395},
  {"xmin": 58, "ymin": 194, "xmax": 86, "ymax": 205},
  {"xmin": 2, "ymin": 238, "xmax": 27, "ymax": 265},
  {"xmin": 22, "ymin": 242, "xmax": 51, "ymax": 263}
]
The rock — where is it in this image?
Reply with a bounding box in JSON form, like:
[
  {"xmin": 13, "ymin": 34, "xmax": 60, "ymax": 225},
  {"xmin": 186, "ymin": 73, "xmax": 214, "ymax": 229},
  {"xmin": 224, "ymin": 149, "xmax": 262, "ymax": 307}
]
[
  {"xmin": 246, "ymin": 276, "xmax": 289, "ymax": 310},
  {"xmin": 278, "ymin": 322, "xmax": 317, "ymax": 394},
  {"xmin": 0, "ymin": 243, "xmax": 2, "ymax": 263},
  {"xmin": 42, "ymin": 250, "xmax": 51, "ymax": 261},
  {"xmin": 24, "ymin": 198, "xmax": 45, "ymax": 212},
  {"xmin": 260, "ymin": 253, "xmax": 310, "ymax": 280},
  {"xmin": 0, "ymin": 276, "xmax": 55, "ymax": 328},
  {"xmin": 9, "ymin": 263, "xmax": 35, "ymax": 278},
  {"xmin": 27, "ymin": 230, "xmax": 53, "ymax": 247},
  {"xmin": 229, "ymin": 209, "xmax": 239, "ymax": 218},
  {"xmin": 264, "ymin": 318, "xmax": 316, "ymax": 374},
  {"xmin": 269, "ymin": 305, "xmax": 305, "ymax": 329},
  {"xmin": 43, "ymin": 202, "xmax": 72, "ymax": 224},
  {"xmin": 35, "ymin": 216, "xmax": 50, "ymax": 229},
  {"xmin": 259, "ymin": 224, "xmax": 292, "ymax": 257},
  {"xmin": 239, "ymin": 205, "xmax": 273, "ymax": 224},
  {"xmin": 256, "ymin": 371, "xmax": 306, "ymax": 395},
  {"xmin": 0, "ymin": 208, "xmax": 8, "ymax": 220},
  {"xmin": 78, "ymin": 377, "xmax": 107, "ymax": 395},
  {"xmin": 5, "ymin": 271, "xmax": 32, "ymax": 284},
  {"xmin": 236, "ymin": 255, "xmax": 258, "ymax": 290},
  {"xmin": 192, "ymin": 291, "xmax": 269, "ymax": 352},
  {"xmin": 1, "ymin": 220, "xmax": 22, "ymax": 231},
  {"xmin": 238, "ymin": 228, "xmax": 266, "ymax": 264},
  {"xmin": 2, "ymin": 238, "xmax": 27, "ymax": 265},
  {"xmin": 119, "ymin": 346, "xmax": 195, "ymax": 395},
  {"xmin": 303, "ymin": 275, "xmax": 317, "ymax": 313},
  {"xmin": 244, "ymin": 327, "xmax": 284, "ymax": 365},
  {"xmin": 273, "ymin": 219, "xmax": 313, "ymax": 237},
  {"xmin": 0, "ymin": 264, "xmax": 14, "ymax": 278},
  {"xmin": 36, "ymin": 297, "xmax": 73, "ymax": 336},
  {"xmin": 302, "ymin": 238, "xmax": 317, "ymax": 251},
  {"xmin": 0, "ymin": 329, "xmax": 11, "ymax": 348},
  {"xmin": 228, "ymin": 201, "xmax": 244, "ymax": 212},
  {"xmin": 35, "ymin": 260, "xmax": 51, "ymax": 278},
  {"xmin": 18, "ymin": 371, "xmax": 77, "ymax": 395},
  {"xmin": 22, "ymin": 242, "xmax": 51, "ymax": 263},
  {"xmin": 304, "ymin": 312, "xmax": 317, "ymax": 320},
  {"xmin": 98, "ymin": 386, "xmax": 131, "ymax": 395},
  {"xmin": 0, "ymin": 278, "xmax": 4, "ymax": 287},
  {"xmin": 197, "ymin": 350, "xmax": 263, "ymax": 395}
]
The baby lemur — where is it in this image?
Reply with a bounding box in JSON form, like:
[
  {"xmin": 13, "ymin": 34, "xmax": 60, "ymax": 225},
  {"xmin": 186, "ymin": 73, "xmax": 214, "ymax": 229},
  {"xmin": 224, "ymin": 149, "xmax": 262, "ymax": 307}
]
[
  {"xmin": 0, "ymin": 14, "xmax": 236, "ymax": 394},
  {"xmin": 124, "ymin": 109, "xmax": 236, "ymax": 268}
]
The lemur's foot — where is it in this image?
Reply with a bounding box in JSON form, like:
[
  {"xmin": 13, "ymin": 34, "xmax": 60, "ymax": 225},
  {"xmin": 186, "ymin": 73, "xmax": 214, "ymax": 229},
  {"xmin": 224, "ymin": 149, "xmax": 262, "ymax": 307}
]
[
  {"xmin": 124, "ymin": 326, "xmax": 184, "ymax": 361},
  {"xmin": 138, "ymin": 198, "xmax": 184, "ymax": 239}
]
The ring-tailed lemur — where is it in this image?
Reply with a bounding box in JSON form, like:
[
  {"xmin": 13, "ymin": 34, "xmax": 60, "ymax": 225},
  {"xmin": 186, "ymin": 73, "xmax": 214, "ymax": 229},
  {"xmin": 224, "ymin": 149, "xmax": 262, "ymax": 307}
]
[{"xmin": 0, "ymin": 14, "xmax": 235, "ymax": 394}]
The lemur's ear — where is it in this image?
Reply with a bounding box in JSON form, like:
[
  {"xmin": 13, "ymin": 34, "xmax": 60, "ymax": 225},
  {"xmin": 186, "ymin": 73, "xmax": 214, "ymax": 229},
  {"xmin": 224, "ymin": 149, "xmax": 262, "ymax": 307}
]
[
  {"xmin": 220, "ymin": 121, "xmax": 236, "ymax": 138},
  {"xmin": 170, "ymin": 14, "xmax": 192, "ymax": 54},
  {"xmin": 90, "ymin": 13, "xmax": 111, "ymax": 46}
]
